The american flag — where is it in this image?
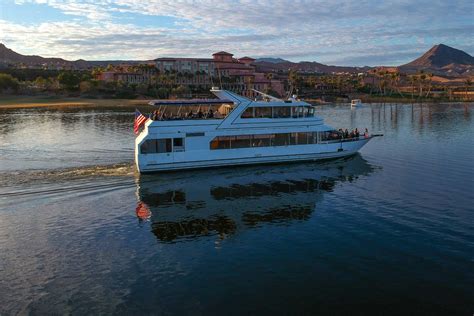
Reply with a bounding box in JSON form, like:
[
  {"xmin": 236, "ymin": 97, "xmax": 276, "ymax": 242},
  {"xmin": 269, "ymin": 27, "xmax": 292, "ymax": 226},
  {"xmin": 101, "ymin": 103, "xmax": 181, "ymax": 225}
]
[{"xmin": 134, "ymin": 110, "xmax": 148, "ymax": 134}]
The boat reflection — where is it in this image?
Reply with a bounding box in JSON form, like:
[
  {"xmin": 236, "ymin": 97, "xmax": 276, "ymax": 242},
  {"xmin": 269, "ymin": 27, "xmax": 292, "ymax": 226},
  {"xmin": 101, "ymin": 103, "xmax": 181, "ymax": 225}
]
[{"xmin": 135, "ymin": 154, "xmax": 376, "ymax": 243}]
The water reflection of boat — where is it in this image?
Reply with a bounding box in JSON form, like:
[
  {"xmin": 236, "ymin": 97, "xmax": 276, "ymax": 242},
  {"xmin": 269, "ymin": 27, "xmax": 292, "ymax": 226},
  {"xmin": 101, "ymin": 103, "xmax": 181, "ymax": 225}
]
[{"xmin": 135, "ymin": 154, "xmax": 376, "ymax": 243}]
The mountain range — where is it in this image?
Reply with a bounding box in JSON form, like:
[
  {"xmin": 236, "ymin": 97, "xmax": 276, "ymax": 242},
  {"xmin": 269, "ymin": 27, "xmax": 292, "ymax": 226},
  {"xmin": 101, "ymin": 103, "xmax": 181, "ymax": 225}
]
[
  {"xmin": 0, "ymin": 43, "xmax": 143, "ymax": 69},
  {"xmin": 253, "ymin": 59, "xmax": 371, "ymax": 74},
  {"xmin": 1, "ymin": 43, "xmax": 473, "ymax": 76}
]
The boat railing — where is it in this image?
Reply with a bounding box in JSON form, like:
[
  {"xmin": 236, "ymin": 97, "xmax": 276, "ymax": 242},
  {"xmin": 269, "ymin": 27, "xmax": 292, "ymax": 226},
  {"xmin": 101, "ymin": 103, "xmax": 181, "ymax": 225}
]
[
  {"xmin": 149, "ymin": 113, "xmax": 227, "ymax": 121},
  {"xmin": 319, "ymin": 135, "xmax": 372, "ymax": 144}
]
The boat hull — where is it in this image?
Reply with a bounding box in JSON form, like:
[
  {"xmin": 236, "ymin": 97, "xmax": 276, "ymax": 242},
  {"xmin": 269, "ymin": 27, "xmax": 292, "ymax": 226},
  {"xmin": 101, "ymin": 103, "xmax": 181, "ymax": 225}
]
[{"xmin": 137, "ymin": 137, "xmax": 372, "ymax": 173}]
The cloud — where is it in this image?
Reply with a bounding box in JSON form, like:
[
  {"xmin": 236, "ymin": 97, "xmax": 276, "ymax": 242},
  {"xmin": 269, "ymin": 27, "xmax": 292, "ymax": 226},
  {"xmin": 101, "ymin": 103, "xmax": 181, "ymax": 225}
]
[{"xmin": 3, "ymin": 0, "xmax": 474, "ymax": 65}]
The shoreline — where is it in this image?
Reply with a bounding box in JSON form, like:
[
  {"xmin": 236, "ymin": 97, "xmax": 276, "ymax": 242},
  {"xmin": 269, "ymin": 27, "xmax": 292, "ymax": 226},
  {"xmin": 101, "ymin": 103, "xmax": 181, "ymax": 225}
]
[
  {"xmin": 1, "ymin": 95, "xmax": 472, "ymax": 109},
  {"xmin": 0, "ymin": 96, "xmax": 152, "ymax": 109}
]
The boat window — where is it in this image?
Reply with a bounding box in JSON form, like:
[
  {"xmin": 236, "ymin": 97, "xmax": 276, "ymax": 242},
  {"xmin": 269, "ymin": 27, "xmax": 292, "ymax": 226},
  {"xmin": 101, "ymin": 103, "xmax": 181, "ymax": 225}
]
[
  {"xmin": 296, "ymin": 132, "xmax": 309, "ymax": 145},
  {"xmin": 141, "ymin": 139, "xmax": 173, "ymax": 154},
  {"xmin": 241, "ymin": 107, "xmax": 254, "ymax": 118},
  {"xmin": 232, "ymin": 135, "xmax": 252, "ymax": 148},
  {"xmin": 173, "ymin": 138, "xmax": 185, "ymax": 152},
  {"xmin": 241, "ymin": 106, "xmax": 315, "ymax": 119},
  {"xmin": 252, "ymin": 134, "xmax": 272, "ymax": 147},
  {"xmin": 273, "ymin": 133, "xmax": 289, "ymax": 146},
  {"xmin": 273, "ymin": 107, "xmax": 291, "ymax": 118},
  {"xmin": 210, "ymin": 136, "xmax": 231, "ymax": 150},
  {"xmin": 186, "ymin": 132, "xmax": 205, "ymax": 137},
  {"xmin": 173, "ymin": 138, "xmax": 183, "ymax": 147},
  {"xmin": 292, "ymin": 107, "xmax": 300, "ymax": 118},
  {"xmin": 156, "ymin": 139, "xmax": 170, "ymax": 153},
  {"xmin": 319, "ymin": 130, "xmax": 342, "ymax": 142},
  {"xmin": 255, "ymin": 107, "xmax": 272, "ymax": 118},
  {"xmin": 140, "ymin": 139, "xmax": 156, "ymax": 154}
]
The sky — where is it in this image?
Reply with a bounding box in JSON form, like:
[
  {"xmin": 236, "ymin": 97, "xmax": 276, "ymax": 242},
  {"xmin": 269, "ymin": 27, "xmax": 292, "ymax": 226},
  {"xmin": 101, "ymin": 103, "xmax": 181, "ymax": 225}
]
[{"xmin": 0, "ymin": 0, "xmax": 473, "ymax": 66}]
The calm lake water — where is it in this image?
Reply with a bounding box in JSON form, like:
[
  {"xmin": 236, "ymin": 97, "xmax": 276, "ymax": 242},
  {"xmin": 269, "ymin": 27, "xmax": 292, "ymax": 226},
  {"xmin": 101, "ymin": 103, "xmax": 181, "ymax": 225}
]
[{"xmin": 0, "ymin": 102, "xmax": 473, "ymax": 315}]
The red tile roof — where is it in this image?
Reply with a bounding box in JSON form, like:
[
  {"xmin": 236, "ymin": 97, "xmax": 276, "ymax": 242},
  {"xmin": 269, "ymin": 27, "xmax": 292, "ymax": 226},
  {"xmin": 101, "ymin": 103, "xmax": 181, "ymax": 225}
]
[{"xmin": 212, "ymin": 51, "xmax": 233, "ymax": 56}]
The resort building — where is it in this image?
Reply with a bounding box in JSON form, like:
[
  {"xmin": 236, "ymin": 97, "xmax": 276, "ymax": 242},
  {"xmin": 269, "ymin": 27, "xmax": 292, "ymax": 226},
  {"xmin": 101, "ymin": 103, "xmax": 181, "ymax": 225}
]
[
  {"xmin": 154, "ymin": 51, "xmax": 284, "ymax": 97},
  {"xmin": 96, "ymin": 51, "xmax": 285, "ymax": 97},
  {"xmin": 98, "ymin": 71, "xmax": 153, "ymax": 84},
  {"xmin": 96, "ymin": 63, "xmax": 157, "ymax": 84},
  {"xmin": 155, "ymin": 58, "xmax": 215, "ymax": 75}
]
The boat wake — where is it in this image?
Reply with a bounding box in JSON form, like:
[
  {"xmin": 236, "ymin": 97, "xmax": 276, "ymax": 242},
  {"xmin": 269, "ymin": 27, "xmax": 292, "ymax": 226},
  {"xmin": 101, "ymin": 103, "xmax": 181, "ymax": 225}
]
[{"xmin": 0, "ymin": 163, "xmax": 137, "ymax": 200}]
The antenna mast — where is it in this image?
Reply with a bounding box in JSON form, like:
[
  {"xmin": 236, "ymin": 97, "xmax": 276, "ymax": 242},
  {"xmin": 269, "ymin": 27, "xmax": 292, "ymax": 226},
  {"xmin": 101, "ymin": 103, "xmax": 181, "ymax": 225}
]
[{"xmin": 216, "ymin": 64, "xmax": 223, "ymax": 89}]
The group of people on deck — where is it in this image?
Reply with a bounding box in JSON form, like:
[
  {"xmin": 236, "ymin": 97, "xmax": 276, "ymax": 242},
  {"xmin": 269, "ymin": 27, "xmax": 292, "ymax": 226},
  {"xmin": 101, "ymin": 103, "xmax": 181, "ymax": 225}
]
[
  {"xmin": 150, "ymin": 109, "xmax": 223, "ymax": 121},
  {"xmin": 337, "ymin": 128, "xmax": 369, "ymax": 139}
]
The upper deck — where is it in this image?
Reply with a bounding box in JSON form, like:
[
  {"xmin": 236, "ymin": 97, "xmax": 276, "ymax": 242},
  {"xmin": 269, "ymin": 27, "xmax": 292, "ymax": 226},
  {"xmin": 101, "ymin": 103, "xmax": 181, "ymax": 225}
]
[{"xmin": 146, "ymin": 88, "xmax": 324, "ymax": 131}]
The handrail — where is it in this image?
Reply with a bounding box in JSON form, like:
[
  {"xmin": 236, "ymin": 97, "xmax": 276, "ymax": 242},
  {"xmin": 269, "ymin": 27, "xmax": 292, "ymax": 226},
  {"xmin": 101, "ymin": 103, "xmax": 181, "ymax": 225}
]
[{"xmin": 319, "ymin": 136, "xmax": 372, "ymax": 144}]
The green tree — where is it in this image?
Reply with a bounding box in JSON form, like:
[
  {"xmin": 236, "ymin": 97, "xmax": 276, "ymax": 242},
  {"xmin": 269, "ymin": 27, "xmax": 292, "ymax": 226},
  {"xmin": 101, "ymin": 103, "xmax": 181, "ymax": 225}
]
[
  {"xmin": 34, "ymin": 76, "xmax": 46, "ymax": 89},
  {"xmin": 157, "ymin": 87, "xmax": 169, "ymax": 98},
  {"xmin": 0, "ymin": 73, "xmax": 19, "ymax": 92},
  {"xmin": 58, "ymin": 71, "xmax": 81, "ymax": 90},
  {"xmin": 171, "ymin": 85, "xmax": 190, "ymax": 98}
]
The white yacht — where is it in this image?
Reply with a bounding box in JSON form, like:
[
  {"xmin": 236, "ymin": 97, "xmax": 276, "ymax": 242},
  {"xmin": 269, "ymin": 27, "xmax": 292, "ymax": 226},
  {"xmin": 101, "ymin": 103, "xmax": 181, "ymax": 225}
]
[{"xmin": 135, "ymin": 88, "xmax": 375, "ymax": 173}]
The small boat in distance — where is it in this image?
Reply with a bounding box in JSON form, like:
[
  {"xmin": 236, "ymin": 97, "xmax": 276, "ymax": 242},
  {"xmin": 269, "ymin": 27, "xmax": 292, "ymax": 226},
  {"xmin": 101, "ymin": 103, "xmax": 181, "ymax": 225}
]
[
  {"xmin": 135, "ymin": 88, "xmax": 377, "ymax": 173},
  {"xmin": 351, "ymin": 99, "xmax": 363, "ymax": 108}
]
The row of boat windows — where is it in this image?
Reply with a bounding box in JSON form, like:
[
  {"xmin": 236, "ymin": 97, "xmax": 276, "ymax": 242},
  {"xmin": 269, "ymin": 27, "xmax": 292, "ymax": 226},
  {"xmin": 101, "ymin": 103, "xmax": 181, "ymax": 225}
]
[
  {"xmin": 210, "ymin": 131, "xmax": 343, "ymax": 150},
  {"xmin": 141, "ymin": 131, "xmax": 346, "ymax": 154},
  {"xmin": 141, "ymin": 138, "xmax": 184, "ymax": 154},
  {"xmin": 241, "ymin": 106, "xmax": 315, "ymax": 119}
]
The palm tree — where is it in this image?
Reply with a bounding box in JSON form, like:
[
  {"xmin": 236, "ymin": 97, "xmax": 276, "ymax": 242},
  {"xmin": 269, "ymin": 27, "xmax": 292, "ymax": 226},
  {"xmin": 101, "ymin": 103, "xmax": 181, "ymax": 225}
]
[
  {"xmin": 368, "ymin": 69, "xmax": 377, "ymax": 95},
  {"xmin": 245, "ymin": 76, "xmax": 255, "ymax": 97},
  {"xmin": 464, "ymin": 78, "xmax": 472, "ymax": 100},
  {"xmin": 425, "ymin": 73, "xmax": 434, "ymax": 98},
  {"xmin": 418, "ymin": 72, "xmax": 426, "ymax": 98},
  {"xmin": 288, "ymin": 69, "xmax": 298, "ymax": 96},
  {"xmin": 409, "ymin": 75, "xmax": 417, "ymax": 100},
  {"xmin": 392, "ymin": 72, "xmax": 404, "ymax": 97}
]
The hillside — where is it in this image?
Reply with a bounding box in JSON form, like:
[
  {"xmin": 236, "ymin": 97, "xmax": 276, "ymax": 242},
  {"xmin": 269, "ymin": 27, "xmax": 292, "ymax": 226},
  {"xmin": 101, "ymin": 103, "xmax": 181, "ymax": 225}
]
[
  {"xmin": 0, "ymin": 43, "xmax": 71, "ymax": 67},
  {"xmin": 254, "ymin": 59, "xmax": 370, "ymax": 74},
  {"xmin": 255, "ymin": 57, "xmax": 290, "ymax": 63},
  {"xmin": 0, "ymin": 43, "xmax": 141, "ymax": 69},
  {"xmin": 400, "ymin": 44, "xmax": 474, "ymax": 76}
]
